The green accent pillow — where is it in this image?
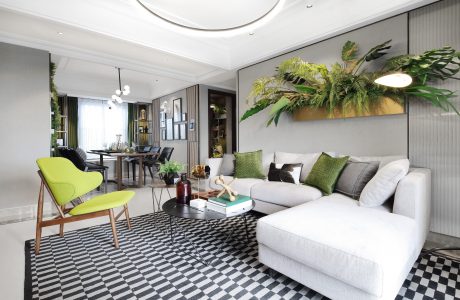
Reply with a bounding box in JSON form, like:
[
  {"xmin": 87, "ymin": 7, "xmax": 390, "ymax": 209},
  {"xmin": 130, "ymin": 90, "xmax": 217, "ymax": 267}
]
[
  {"xmin": 234, "ymin": 150, "xmax": 266, "ymax": 179},
  {"xmin": 305, "ymin": 153, "xmax": 349, "ymax": 195}
]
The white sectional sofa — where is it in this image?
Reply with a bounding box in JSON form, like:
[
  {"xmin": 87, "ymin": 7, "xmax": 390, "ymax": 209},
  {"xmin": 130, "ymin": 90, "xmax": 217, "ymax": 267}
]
[{"xmin": 207, "ymin": 152, "xmax": 431, "ymax": 300}]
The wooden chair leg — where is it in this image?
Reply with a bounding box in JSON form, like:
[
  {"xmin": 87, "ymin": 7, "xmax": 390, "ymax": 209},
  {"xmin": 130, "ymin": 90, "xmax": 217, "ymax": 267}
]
[
  {"xmin": 59, "ymin": 205, "xmax": 65, "ymax": 237},
  {"xmin": 35, "ymin": 181, "xmax": 45, "ymax": 255},
  {"xmin": 124, "ymin": 204, "xmax": 132, "ymax": 230},
  {"xmin": 109, "ymin": 209, "xmax": 120, "ymax": 248}
]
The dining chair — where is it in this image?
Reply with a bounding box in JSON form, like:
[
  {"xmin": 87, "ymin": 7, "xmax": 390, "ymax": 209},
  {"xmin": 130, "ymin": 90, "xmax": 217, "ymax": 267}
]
[
  {"xmin": 59, "ymin": 148, "xmax": 109, "ymax": 192},
  {"xmin": 143, "ymin": 147, "xmax": 174, "ymax": 182},
  {"xmin": 35, "ymin": 157, "xmax": 135, "ymax": 255},
  {"xmin": 126, "ymin": 146, "xmax": 153, "ymax": 181}
]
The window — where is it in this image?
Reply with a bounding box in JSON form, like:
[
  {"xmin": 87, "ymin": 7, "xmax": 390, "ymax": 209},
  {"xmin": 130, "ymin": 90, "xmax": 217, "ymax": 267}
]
[{"xmin": 78, "ymin": 98, "xmax": 128, "ymax": 159}]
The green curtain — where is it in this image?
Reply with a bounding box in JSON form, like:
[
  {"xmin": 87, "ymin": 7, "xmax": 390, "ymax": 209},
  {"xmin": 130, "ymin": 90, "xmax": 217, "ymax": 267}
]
[
  {"xmin": 128, "ymin": 103, "xmax": 134, "ymax": 146},
  {"xmin": 67, "ymin": 97, "xmax": 79, "ymax": 148}
]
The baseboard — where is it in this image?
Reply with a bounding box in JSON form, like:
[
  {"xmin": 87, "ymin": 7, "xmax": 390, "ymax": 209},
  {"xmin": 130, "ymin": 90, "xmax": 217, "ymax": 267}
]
[{"xmin": 0, "ymin": 202, "xmax": 55, "ymax": 225}]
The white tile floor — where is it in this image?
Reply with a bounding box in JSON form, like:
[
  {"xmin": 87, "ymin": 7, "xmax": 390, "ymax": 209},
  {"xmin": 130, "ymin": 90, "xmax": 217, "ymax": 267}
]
[{"xmin": 0, "ymin": 184, "xmax": 174, "ymax": 300}]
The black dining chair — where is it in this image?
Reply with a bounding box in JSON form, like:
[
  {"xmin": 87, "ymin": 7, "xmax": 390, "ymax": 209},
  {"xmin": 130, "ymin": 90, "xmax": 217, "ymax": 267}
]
[
  {"xmin": 59, "ymin": 148, "xmax": 109, "ymax": 192},
  {"xmin": 143, "ymin": 147, "xmax": 174, "ymax": 182},
  {"xmin": 131, "ymin": 146, "xmax": 161, "ymax": 182},
  {"xmin": 125, "ymin": 146, "xmax": 152, "ymax": 180}
]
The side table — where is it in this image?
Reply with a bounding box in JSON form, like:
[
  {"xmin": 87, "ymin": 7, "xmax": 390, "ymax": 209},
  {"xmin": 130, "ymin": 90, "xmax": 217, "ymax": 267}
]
[{"xmin": 150, "ymin": 182, "xmax": 174, "ymax": 222}]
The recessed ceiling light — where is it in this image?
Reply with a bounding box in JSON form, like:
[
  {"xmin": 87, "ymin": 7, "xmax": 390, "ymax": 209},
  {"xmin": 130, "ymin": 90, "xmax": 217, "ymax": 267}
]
[
  {"xmin": 306, "ymin": 4, "xmax": 313, "ymax": 8},
  {"xmin": 57, "ymin": 32, "xmax": 64, "ymax": 35},
  {"xmin": 249, "ymin": 32, "xmax": 255, "ymax": 36}
]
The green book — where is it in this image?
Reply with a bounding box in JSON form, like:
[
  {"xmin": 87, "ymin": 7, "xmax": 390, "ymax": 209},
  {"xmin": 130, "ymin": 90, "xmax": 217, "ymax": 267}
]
[{"xmin": 209, "ymin": 195, "xmax": 251, "ymax": 207}]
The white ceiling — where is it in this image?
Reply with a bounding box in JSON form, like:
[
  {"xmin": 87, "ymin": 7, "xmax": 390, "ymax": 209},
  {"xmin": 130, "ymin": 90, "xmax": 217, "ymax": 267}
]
[{"xmin": 0, "ymin": 0, "xmax": 436, "ymax": 100}]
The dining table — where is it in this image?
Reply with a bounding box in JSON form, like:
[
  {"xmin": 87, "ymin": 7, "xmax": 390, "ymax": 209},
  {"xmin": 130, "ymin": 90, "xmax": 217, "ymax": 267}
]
[{"xmin": 88, "ymin": 150, "xmax": 158, "ymax": 191}]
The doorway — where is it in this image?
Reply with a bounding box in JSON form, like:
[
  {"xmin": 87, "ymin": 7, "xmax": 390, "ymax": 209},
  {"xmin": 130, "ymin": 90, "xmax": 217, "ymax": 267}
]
[{"xmin": 208, "ymin": 90, "xmax": 236, "ymax": 158}]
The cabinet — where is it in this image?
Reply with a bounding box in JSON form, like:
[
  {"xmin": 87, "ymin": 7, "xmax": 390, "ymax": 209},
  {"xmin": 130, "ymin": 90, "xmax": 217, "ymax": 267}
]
[{"xmin": 134, "ymin": 102, "xmax": 153, "ymax": 146}]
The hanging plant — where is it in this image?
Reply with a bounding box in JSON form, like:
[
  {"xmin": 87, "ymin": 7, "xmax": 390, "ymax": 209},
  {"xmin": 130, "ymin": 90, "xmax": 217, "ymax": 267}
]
[
  {"xmin": 50, "ymin": 62, "xmax": 61, "ymax": 154},
  {"xmin": 241, "ymin": 40, "xmax": 460, "ymax": 126}
]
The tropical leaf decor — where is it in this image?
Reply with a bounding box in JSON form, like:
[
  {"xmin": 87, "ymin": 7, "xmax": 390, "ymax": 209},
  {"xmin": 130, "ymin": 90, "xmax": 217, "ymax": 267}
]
[{"xmin": 241, "ymin": 40, "xmax": 460, "ymax": 126}]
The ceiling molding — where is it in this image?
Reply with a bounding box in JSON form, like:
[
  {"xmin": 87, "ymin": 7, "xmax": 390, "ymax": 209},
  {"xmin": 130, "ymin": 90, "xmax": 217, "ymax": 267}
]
[
  {"xmin": 0, "ymin": 30, "xmax": 203, "ymax": 82},
  {"xmin": 0, "ymin": 2, "xmax": 232, "ymax": 69}
]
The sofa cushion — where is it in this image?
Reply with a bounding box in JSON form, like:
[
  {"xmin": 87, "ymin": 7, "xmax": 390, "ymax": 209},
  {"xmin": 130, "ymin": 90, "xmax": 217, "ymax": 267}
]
[
  {"xmin": 360, "ymin": 159, "xmax": 410, "ymax": 207},
  {"xmin": 268, "ymin": 163, "xmax": 303, "ymax": 184},
  {"xmin": 234, "ymin": 150, "xmax": 266, "ymax": 179},
  {"xmin": 335, "ymin": 160, "xmax": 379, "ymax": 199},
  {"xmin": 275, "ymin": 152, "xmax": 321, "ymax": 182},
  {"xmin": 208, "ymin": 176, "xmax": 263, "ymax": 197},
  {"xmin": 220, "ymin": 154, "xmax": 235, "ymax": 176},
  {"xmin": 305, "ymin": 153, "xmax": 349, "ymax": 195},
  {"xmin": 257, "ymin": 194, "xmax": 417, "ymax": 297},
  {"xmin": 349, "ymin": 155, "xmax": 406, "ymax": 169},
  {"xmin": 251, "ymin": 181, "xmax": 322, "ymax": 207}
]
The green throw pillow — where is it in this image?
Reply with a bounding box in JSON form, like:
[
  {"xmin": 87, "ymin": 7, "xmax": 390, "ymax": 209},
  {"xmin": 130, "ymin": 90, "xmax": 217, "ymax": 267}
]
[
  {"xmin": 234, "ymin": 150, "xmax": 266, "ymax": 179},
  {"xmin": 305, "ymin": 153, "xmax": 349, "ymax": 195}
]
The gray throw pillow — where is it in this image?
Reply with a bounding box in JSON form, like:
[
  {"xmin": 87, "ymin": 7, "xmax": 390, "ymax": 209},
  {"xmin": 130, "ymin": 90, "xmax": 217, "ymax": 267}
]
[
  {"xmin": 220, "ymin": 154, "xmax": 235, "ymax": 176},
  {"xmin": 335, "ymin": 160, "xmax": 379, "ymax": 199}
]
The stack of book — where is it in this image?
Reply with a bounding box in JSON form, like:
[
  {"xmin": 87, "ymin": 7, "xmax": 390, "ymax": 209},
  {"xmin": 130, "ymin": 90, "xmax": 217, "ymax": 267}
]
[{"xmin": 207, "ymin": 194, "xmax": 252, "ymax": 214}]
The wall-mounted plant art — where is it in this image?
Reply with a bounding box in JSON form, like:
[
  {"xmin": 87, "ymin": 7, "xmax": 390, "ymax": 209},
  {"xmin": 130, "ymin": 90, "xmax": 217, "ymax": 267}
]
[{"xmin": 241, "ymin": 40, "xmax": 460, "ymax": 126}]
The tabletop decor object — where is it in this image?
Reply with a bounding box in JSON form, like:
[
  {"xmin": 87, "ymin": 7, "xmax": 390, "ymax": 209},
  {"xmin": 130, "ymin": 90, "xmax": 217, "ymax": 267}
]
[
  {"xmin": 214, "ymin": 175, "xmax": 238, "ymax": 201},
  {"xmin": 191, "ymin": 164, "xmax": 210, "ymax": 195},
  {"xmin": 176, "ymin": 173, "xmax": 192, "ymax": 205},
  {"xmin": 241, "ymin": 40, "xmax": 460, "ymax": 126}
]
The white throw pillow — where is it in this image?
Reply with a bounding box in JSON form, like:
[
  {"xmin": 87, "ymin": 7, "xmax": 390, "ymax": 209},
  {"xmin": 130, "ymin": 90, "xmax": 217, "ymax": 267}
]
[{"xmin": 359, "ymin": 159, "xmax": 410, "ymax": 207}]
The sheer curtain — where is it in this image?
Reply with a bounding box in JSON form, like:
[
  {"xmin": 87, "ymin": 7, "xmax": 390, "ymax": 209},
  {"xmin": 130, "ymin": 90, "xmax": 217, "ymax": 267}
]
[{"xmin": 78, "ymin": 98, "xmax": 128, "ymax": 159}]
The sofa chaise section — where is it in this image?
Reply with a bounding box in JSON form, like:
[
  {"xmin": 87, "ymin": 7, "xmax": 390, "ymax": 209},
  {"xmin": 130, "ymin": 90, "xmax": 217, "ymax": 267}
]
[{"xmin": 257, "ymin": 168, "xmax": 431, "ymax": 300}]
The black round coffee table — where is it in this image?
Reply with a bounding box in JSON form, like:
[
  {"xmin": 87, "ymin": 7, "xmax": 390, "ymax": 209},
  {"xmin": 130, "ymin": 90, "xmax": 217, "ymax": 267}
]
[{"xmin": 162, "ymin": 198, "xmax": 255, "ymax": 266}]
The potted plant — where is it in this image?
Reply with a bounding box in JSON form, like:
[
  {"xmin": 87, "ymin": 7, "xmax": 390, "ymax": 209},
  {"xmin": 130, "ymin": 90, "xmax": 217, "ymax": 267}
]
[{"xmin": 159, "ymin": 160, "xmax": 184, "ymax": 185}]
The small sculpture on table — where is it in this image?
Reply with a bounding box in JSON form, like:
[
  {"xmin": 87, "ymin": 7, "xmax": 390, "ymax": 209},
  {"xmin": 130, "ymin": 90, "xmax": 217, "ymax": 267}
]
[{"xmin": 214, "ymin": 175, "xmax": 238, "ymax": 202}]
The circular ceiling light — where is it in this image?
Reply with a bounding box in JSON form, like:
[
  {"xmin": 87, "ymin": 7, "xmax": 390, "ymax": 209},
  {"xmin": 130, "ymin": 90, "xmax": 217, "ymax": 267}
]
[{"xmin": 135, "ymin": 0, "xmax": 285, "ymax": 35}]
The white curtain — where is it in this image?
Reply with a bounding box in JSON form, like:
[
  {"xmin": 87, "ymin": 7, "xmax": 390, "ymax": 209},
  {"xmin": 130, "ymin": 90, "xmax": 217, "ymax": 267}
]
[{"xmin": 78, "ymin": 98, "xmax": 128, "ymax": 159}]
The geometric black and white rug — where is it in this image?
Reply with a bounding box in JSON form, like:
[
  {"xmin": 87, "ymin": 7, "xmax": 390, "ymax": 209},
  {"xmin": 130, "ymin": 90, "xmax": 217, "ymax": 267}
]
[{"xmin": 25, "ymin": 212, "xmax": 460, "ymax": 300}]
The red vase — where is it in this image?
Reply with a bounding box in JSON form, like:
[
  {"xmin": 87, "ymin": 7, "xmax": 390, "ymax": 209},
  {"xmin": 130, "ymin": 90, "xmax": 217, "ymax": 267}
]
[{"xmin": 176, "ymin": 173, "xmax": 192, "ymax": 205}]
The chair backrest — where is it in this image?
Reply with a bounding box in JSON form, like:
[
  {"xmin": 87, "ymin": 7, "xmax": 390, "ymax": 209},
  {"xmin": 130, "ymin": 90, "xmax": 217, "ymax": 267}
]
[
  {"xmin": 75, "ymin": 147, "xmax": 87, "ymax": 161},
  {"xmin": 158, "ymin": 147, "xmax": 174, "ymax": 163},
  {"xmin": 37, "ymin": 157, "xmax": 102, "ymax": 205},
  {"xmin": 151, "ymin": 146, "xmax": 161, "ymax": 154},
  {"xmin": 59, "ymin": 148, "xmax": 87, "ymax": 171},
  {"xmin": 137, "ymin": 146, "xmax": 152, "ymax": 153}
]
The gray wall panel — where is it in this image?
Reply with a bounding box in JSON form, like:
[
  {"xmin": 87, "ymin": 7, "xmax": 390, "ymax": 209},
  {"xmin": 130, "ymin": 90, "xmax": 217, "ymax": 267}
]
[
  {"xmin": 0, "ymin": 43, "xmax": 50, "ymax": 209},
  {"xmin": 409, "ymin": 0, "xmax": 460, "ymax": 237},
  {"xmin": 238, "ymin": 14, "xmax": 408, "ymax": 157}
]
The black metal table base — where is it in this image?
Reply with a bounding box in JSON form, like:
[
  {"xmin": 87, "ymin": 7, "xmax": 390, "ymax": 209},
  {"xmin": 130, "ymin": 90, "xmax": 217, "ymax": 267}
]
[
  {"xmin": 168, "ymin": 214, "xmax": 250, "ymax": 266},
  {"xmin": 421, "ymin": 247, "xmax": 460, "ymax": 257}
]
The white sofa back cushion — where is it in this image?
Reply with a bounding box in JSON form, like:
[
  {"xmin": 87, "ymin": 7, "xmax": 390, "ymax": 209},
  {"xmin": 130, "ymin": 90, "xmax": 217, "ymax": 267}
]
[
  {"xmin": 275, "ymin": 152, "xmax": 321, "ymax": 183},
  {"xmin": 350, "ymin": 155, "xmax": 406, "ymax": 169},
  {"xmin": 359, "ymin": 159, "xmax": 410, "ymax": 207}
]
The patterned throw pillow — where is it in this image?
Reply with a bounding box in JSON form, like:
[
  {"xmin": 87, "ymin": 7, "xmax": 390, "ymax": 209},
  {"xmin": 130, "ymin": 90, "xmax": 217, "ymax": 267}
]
[
  {"xmin": 268, "ymin": 163, "xmax": 303, "ymax": 184},
  {"xmin": 234, "ymin": 150, "xmax": 266, "ymax": 179},
  {"xmin": 305, "ymin": 153, "xmax": 349, "ymax": 195}
]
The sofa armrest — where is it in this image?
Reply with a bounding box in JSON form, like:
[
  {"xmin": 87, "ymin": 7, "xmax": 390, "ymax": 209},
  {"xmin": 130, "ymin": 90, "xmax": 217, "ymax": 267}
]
[{"xmin": 393, "ymin": 168, "xmax": 431, "ymax": 252}]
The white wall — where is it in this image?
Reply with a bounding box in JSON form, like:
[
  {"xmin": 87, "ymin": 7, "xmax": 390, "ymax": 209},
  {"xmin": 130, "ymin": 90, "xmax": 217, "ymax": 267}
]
[
  {"xmin": 198, "ymin": 85, "xmax": 236, "ymax": 163},
  {"xmin": 238, "ymin": 14, "xmax": 408, "ymax": 157},
  {"xmin": 0, "ymin": 42, "xmax": 50, "ymax": 220}
]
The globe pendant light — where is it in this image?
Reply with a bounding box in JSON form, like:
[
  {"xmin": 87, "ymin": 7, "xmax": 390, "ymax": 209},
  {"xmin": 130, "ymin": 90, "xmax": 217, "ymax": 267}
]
[{"xmin": 109, "ymin": 67, "xmax": 130, "ymax": 108}]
